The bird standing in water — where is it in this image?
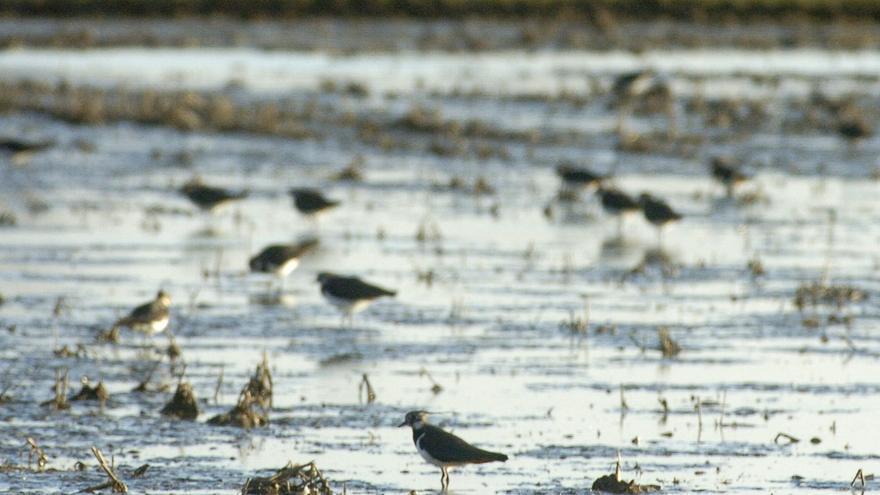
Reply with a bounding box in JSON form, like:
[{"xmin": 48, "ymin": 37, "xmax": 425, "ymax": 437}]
[{"xmin": 399, "ymin": 410, "xmax": 508, "ymax": 491}]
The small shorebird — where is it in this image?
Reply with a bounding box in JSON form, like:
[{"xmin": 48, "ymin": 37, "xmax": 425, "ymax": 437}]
[
  {"xmin": 180, "ymin": 179, "xmax": 247, "ymax": 213},
  {"xmin": 598, "ymin": 187, "xmax": 640, "ymax": 237},
  {"xmin": 0, "ymin": 137, "xmax": 53, "ymax": 155},
  {"xmin": 317, "ymin": 272, "xmax": 395, "ymax": 325},
  {"xmin": 289, "ymin": 188, "xmax": 340, "ymax": 217},
  {"xmin": 639, "ymin": 193, "xmax": 682, "ymax": 245},
  {"xmin": 709, "ymin": 156, "xmax": 749, "ymax": 198},
  {"xmin": 113, "ymin": 290, "xmax": 171, "ymax": 336},
  {"xmin": 556, "ymin": 162, "xmax": 605, "ymax": 191},
  {"xmin": 249, "ymin": 238, "xmax": 319, "ymax": 287},
  {"xmin": 399, "ymin": 410, "xmax": 508, "ymax": 491}
]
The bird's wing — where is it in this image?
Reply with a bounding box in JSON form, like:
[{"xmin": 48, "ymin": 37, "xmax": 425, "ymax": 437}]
[{"xmin": 421, "ymin": 424, "xmax": 507, "ymax": 464}]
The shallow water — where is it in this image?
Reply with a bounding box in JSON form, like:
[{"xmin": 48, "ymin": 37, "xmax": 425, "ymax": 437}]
[{"xmin": 1, "ymin": 39, "xmax": 879, "ymax": 494}]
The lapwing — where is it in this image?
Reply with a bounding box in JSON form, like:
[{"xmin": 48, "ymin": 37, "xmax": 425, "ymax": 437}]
[
  {"xmin": 639, "ymin": 193, "xmax": 682, "ymax": 245},
  {"xmin": 598, "ymin": 187, "xmax": 640, "ymax": 237},
  {"xmin": 289, "ymin": 188, "xmax": 340, "ymax": 217},
  {"xmin": 249, "ymin": 238, "xmax": 319, "ymax": 289},
  {"xmin": 0, "ymin": 137, "xmax": 53, "ymax": 155},
  {"xmin": 399, "ymin": 410, "xmax": 508, "ymax": 491},
  {"xmin": 180, "ymin": 179, "xmax": 247, "ymax": 213},
  {"xmin": 113, "ymin": 290, "xmax": 171, "ymax": 336},
  {"xmin": 709, "ymin": 156, "xmax": 749, "ymax": 198},
  {"xmin": 556, "ymin": 162, "xmax": 605, "ymax": 192},
  {"xmin": 317, "ymin": 272, "xmax": 395, "ymax": 325}
]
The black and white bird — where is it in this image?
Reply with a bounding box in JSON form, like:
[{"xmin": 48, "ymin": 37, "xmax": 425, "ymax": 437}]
[
  {"xmin": 556, "ymin": 162, "xmax": 605, "ymax": 191},
  {"xmin": 639, "ymin": 193, "xmax": 682, "ymax": 245},
  {"xmin": 289, "ymin": 188, "xmax": 340, "ymax": 217},
  {"xmin": 598, "ymin": 187, "xmax": 640, "ymax": 236},
  {"xmin": 709, "ymin": 156, "xmax": 749, "ymax": 198},
  {"xmin": 249, "ymin": 238, "xmax": 319, "ymax": 283},
  {"xmin": 180, "ymin": 179, "xmax": 247, "ymax": 213},
  {"xmin": 317, "ymin": 272, "xmax": 395, "ymax": 325},
  {"xmin": 113, "ymin": 290, "xmax": 171, "ymax": 336},
  {"xmin": 399, "ymin": 410, "xmax": 508, "ymax": 491}
]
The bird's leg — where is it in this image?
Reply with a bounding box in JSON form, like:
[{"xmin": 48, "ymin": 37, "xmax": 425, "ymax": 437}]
[
  {"xmin": 725, "ymin": 182, "xmax": 734, "ymax": 199},
  {"xmin": 616, "ymin": 215, "xmax": 624, "ymax": 238},
  {"xmin": 441, "ymin": 467, "xmax": 449, "ymax": 491}
]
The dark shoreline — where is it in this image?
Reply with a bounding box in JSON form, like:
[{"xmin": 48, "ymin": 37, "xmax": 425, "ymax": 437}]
[
  {"xmin": 2, "ymin": 0, "xmax": 880, "ymax": 21},
  {"xmin": 2, "ymin": 16, "xmax": 880, "ymax": 52}
]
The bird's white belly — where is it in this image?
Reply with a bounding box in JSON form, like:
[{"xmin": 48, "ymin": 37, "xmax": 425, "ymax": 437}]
[
  {"xmin": 323, "ymin": 293, "xmax": 371, "ymax": 314},
  {"xmin": 134, "ymin": 316, "xmax": 169, "ymax": 335},
  {"xmin": 276, "ymin": 258, "xmax": 300, "ymax": 278}
]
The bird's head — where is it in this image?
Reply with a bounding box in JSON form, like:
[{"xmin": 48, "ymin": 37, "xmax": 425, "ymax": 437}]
[
  {"xmin": 156, "ymin": 290, "xmax": 172, "ymax": 307},
  {"xmin": 316, "ymin": 272, "xmax": 338, "ymax": 284},
  {"xmin": 398, "ymin": 410, "xmax": 429, "ymax": 428}
]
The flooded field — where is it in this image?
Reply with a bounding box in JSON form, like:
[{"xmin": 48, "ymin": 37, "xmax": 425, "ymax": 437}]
[{"xmin": 1, "ymin": 19, "xmax": 880, "ymax": 494}]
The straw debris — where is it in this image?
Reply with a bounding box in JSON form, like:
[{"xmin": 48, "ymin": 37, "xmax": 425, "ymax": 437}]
[
  {"xmin": 160, "ymin": 381, "xmax": 199, "ymax": 420},
  {"xmin": 241, "ymin": 461, "xmax": 332, "ymax": 495},
  {"xmin": 209, "ymin": 354, "xmax": 272, "ymax": 428}
]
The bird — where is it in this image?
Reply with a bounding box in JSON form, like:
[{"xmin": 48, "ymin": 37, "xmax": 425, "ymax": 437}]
[
  {"xmin": 399, "ymin": 410, "xmax": 508, "ymax": 491},
  {"xmin": 316, "ymin": 272, "xmax": 395, "ymax": 325},
  {"xmin": 639, "ymin": 193, "xmax": 682, "ymax": 245},
  {"xmin": 556, "ymin": 162, "xmax": 605, "ymax": 191},
  {"xmin": 249, "ymin": 238, "xmax": 319, "ymax": 287},
  {"xmin": 598, "ymin": 187, "xmax": 640, "ymax": 237},
  {"xmin": 289, "ymin": 188, "xmax": 340, "ymax": 217},
  {"xmin": 0, "ymin": 137, "xmax": 53, "ymax": 155},
  {"xmin": 180, "ymin": 179, "xmax": 247, "ymax": 213},
  {"xmin": 610, "ymin": 69, "xmax": 656, "ymax": 103},
  {"xmin": 837, "ymin": 115, "xmax": 872, "ymax": 142},
  {"xmin": 709, "ymin": 156, "xmax": 749, "ymax": 198},
  {"xmin": 113, "ymin": 290, "xmax": 171, "ymax": 336}
]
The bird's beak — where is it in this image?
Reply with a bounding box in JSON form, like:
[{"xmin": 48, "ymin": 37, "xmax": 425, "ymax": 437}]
[{"xmin": 397, "ymin": 421, "xmax": 407, "ymax": 427}]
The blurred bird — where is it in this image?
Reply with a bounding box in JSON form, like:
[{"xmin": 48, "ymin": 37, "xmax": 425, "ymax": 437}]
[
  {"xmin": 709, "ymin": 156, "xmax": 750, "ymax": 198},
  {"xmin": 317, "ymin": 272, "xmax": 395, "ymax": 326},
  {"xmin": 556, "ymin": 162, "xmax": 605, "ymax": 192},
  {"xmin": 180, "ymin": 179, "xmax": 247, "ymax": 213},
  {"xmin": 113, "ymin": 290, "xmax": 171, "ymax": 336},
  {"xmin": 399, "ymin": 410, "xmax": 508, "ymax": 491},
  {"xmin": 289, "ymin": 188, "xmax": 340, "ymax": 217},
  {"xmin": 598, "ymin": 187, "xmax": 640, "ymax": 237},
  {"xmin": 639, "ymin": 193, "xmax": 682, "ymax": 245},
  {"xmin": 249, "ymin": 238, "xmax": 319, "ymax": 290}
]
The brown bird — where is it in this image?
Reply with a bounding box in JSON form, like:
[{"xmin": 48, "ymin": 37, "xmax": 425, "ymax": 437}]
[
  {"xmin": 180, "ymin": 179, "xmax": 247, "ymax": 213},
  {"xmin": 113, "ymin": 291, "xmax": 171, "ymax": 336},
  {"xmin": 709, "ymin": 156, "xmax": 750, "ymax": 198},
  {"xmin": 399, "ymin": 411, "xmax": 508, "ymax": 491}
]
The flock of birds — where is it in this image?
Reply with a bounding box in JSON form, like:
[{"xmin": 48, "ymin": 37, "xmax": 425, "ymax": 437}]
[
  {"xmin": 101, "ymin": 153, "xmax": 755, "ymax": 490},
  {"xmin": 2, "ymin": 68, "xmax": 781, "ymax": 492}
]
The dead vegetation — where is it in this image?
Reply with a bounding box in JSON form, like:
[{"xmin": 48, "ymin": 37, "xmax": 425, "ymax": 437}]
[
  {"xmin": 209, "ymin": 355, "xmax": 272, "ymax": 428},
  {"xmin": 793, "ymin": 282, "xmax": 867, "ymax": 311},
  {"xmin": 592, "ymin": 454, "xmax": 661, "ymax": 493},
  {"xmin": 70, "ymin": 376, "xmax": 109, "ymax": 410},
  {"xmin": 160, "ymin": 380, "xmax": 199, "ymax": 420},
  {"xmin": 41, "ymin": 368, "xmax": 70, "ymax": 410},
  {"xmin": 241, "ymin": 461, "xmax": 332, "ymax": 495},
  {"xmin": 82, "ymin": 446, "xmax": 128, "ymax": 493}
]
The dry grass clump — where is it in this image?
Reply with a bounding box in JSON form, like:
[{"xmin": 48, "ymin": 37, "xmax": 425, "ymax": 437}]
[
  {"xmin": 241, "ymin": 461, "xmax": 332, "ymax": 495},
  {"xmin": 209, "ymin": 355, "xmax": 272, "ymax": 428}
]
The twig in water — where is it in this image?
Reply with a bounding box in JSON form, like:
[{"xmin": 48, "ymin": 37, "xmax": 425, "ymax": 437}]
[
  {"xmin": 214, "ymin": 365, "xmax": 224, "ymax": 404},
  {"xmin": 419, "ymin": 368, "xmax": 443, "ymax": 394},
  {"xmin": 358, "ymin": 373, "xmax": 377, "ymax": 404},
  {"xmin": 774, "ymin": 432, "xmax": 800, "ymax": 445},
  {"xmin": 81, "ymin": 446, "xmax": 128, "ymax": 493},
  {"xmin": 26, "ymin": 437, "xmax": 47, "ymax": 471}
]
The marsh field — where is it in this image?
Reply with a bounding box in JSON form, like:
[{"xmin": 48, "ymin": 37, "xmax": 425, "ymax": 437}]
[{"xmin": 1, "ymin": 3, "xmax": 880, "ymax": 494}]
